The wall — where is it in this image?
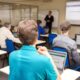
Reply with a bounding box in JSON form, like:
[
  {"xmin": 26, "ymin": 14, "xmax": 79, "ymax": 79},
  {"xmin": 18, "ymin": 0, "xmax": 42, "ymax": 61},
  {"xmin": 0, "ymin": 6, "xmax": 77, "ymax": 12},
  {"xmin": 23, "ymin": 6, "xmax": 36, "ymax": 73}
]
[
  {"xmin": 38, "ymin": 0, "xmax": 80, "ymax": 38},
  {"xmin": 0, "ymin": 0, "xmax": 42, "ymax": 5},
  {"xmin": 0, "ymin": 0, "xmax": 79, "ymax": 38},
  {"xmin": 70, "ymin": 26, "xmax": 80, "ymax": 38},
  {"xmin": 39, "ymin": 0, "xmax": 67, "ymax": 24},
  {"xmin": 38, "ymin": 0, "xmax": 67, "ymax": 34},
  {"xmin": 0, "ymin": 0, "xmax": 67, "ymax": 24}
]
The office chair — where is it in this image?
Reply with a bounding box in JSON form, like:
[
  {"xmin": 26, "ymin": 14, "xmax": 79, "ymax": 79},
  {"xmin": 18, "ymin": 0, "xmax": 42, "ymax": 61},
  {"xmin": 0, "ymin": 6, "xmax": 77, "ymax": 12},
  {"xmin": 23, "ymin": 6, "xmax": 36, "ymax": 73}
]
[
  {"xmin": 38, "ymin": 26, "xmax": 45, "ymax": 40},
  {"xmin": 52, "ymin": 46, "xmax": 70, "ymax": 68},
  {"xmin": 5, "ymin": 39, "xmax": 16, "ymax": 66},
  {"xmin": 48, "ymin": 33, "xmax": 57, "ymax": 44},
  {"xmin": 0, "ymin": 50, "xmax": 7, "ymax": 67},
  {"xmin": 6, "ymin": 39, "xmax": 16, "ymax": 53},
  {"xmin": 73, "ymin": 66, "xmax": 80, "ymax": 71}
]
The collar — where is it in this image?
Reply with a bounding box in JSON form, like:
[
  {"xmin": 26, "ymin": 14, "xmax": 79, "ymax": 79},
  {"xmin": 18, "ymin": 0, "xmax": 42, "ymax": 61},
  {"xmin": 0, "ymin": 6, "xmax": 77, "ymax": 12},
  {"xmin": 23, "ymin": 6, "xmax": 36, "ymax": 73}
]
[{"xmin": 20, "ymin": 45, "xmax": 37, "ymax": 51}]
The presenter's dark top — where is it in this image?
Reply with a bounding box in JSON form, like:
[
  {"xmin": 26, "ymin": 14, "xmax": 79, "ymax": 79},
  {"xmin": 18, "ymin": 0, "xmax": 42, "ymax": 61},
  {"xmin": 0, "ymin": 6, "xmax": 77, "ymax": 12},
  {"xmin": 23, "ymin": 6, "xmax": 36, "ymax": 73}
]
[{"xmin": 45, "ymin": 15, "xmax": 54, "ymax": 27}]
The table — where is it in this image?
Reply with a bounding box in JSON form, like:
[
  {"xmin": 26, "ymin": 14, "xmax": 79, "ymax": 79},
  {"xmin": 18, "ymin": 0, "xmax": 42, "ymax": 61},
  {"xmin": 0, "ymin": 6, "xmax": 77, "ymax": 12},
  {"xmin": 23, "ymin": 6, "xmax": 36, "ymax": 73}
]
[
  {"xmin": 36, "ymin": 40, "xmax": 46, "ymax": 44},
  {"xmin": 0, "ymin": 66, "xmax": 9, "ymax": 75},
  {"xmin": 77, "ymin": 49, "xmax": 80, "ymax": 54},
  {"xmin": 40, "ymin": 34, "xmax": 49, "ymax": 37},
  {"xmin": 40, "ymin": 34, "xmax": 49, "ymax": 41},
  {"xmin": 61, "ymin": 69, "xmax": 80, "ymax": 80},
  {"xmin": 0, "ymin": 50, "xmax": 7, "ymax": 55}
]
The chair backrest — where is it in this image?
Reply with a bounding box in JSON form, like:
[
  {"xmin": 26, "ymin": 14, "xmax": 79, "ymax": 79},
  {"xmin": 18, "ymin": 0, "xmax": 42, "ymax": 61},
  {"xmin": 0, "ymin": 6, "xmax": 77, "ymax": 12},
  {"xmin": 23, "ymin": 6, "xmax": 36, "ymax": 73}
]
[
  {"xmin": 38, "ymin": 26, "xmax": 45, "ymax": 40},
  {"xmin": 6, "ymin": 39, "xmax": 15, "ymax": 53},
  {"xmin": 52, "ymin": 46, "xmax": 70, "ymax": 68},
  {"xmin": 48, "ymin": 33, "xmax": 57, "ymax": 44},
  {"xmin": 74, "ymin": 66, "xmax": 80, "ymax": 71}
]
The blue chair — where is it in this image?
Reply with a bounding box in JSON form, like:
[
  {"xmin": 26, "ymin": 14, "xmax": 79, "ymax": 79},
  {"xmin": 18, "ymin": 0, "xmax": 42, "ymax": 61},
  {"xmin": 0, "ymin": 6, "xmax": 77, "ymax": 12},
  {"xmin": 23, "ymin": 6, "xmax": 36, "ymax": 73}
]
[
  {"xmin": 52, "ymin": 47, "xmax": 70, "ymax": 68},
  {"xmin": 73, "ymin": 66, "xmax": 80, "ymax": 71},
  {"xmin": 38, "ymin": 26, "xmax": 45, "ymax": 40},
  {"xmin": 6, "ymin": 39, "xmax": 16, "ymax": 53},
  {"xmin": 48, "ymin": 33, "xmax": 57, "ymax": 44},
  {"xmin": 47, "ymin": 33, "xmax": 57, "ymax": 48}
]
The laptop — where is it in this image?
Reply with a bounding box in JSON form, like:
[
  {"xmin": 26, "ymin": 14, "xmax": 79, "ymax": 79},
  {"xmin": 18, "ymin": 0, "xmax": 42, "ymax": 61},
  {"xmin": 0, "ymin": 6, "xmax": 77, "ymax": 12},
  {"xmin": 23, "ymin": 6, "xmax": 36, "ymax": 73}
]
[{"xmin": 48, "ymin": 50, "xmax": 67, "ymax": 73}]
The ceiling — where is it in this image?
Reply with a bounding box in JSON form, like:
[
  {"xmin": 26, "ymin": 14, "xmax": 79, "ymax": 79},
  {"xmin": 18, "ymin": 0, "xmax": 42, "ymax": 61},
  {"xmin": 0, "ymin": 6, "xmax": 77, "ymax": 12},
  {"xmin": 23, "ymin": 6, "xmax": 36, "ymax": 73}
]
[
  {"xmin": 17, "ymin": 0, "xmax": 52, "ymax": 2},
  {"xmin": 0, "ymin": 0, "xmax": 53, "ymax": 3},
  {"xmin": 27, "ymin": 0, "xmax": 52, "ymax": 1},
  {"xmin": 68, "ymin": 0, "xmax": 80, "ymax": 1}
]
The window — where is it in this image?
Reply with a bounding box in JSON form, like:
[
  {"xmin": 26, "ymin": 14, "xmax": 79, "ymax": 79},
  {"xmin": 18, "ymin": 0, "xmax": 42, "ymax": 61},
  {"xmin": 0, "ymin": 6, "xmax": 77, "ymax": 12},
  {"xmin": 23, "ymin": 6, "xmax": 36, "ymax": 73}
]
[{"xmin": 66, "ymin": 1, "xmax": 80, "ymax": 25}]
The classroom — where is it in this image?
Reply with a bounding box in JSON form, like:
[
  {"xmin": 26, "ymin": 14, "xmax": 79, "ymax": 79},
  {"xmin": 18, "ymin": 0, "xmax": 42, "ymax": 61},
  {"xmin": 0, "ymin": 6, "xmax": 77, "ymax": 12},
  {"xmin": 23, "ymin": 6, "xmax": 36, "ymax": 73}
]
[{"xmin": 0, "ymin": 0, "xmax": 80, "ymax": 80}]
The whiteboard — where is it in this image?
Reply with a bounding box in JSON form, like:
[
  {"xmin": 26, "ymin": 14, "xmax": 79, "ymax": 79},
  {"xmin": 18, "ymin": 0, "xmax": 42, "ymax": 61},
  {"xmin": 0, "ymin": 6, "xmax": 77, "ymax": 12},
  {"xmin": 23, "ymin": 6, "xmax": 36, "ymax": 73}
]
[{"xmin": 38, "ymin": 10, "xmax": 59, "ymax": 27}]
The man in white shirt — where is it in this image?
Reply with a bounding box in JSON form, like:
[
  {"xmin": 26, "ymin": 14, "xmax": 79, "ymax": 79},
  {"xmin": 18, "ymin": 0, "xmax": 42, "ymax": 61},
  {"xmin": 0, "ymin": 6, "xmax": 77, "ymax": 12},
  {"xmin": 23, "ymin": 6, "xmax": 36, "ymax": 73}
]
[{"xmin": 0, "ymin": 23, "xmax": 21, "ymax": 49}]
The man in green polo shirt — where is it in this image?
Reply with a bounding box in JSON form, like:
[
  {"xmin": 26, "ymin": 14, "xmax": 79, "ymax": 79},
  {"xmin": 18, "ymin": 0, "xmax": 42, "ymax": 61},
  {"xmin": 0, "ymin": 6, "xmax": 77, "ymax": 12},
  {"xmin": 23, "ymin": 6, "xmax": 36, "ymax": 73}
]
[{"xmin": 9, "ymin": 20, "xmax": 61, "ymax": 80}]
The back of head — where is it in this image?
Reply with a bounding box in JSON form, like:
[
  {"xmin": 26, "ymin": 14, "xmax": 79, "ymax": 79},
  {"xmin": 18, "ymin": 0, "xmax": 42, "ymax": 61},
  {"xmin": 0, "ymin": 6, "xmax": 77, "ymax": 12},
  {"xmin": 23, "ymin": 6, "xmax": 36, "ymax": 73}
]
[
  {"xmin": 37, "ymin": 20, "xmax": 42, "ymax": 25},
  {"xmin": 4, "ymin": 22, "xmax": 11, "ymax": 28},
  {"xmin": 60, "ymin": 21, "xmax": 71, "ymax": 33},
  {"xmin": 18, "ymin": 20, "xmax": 38, "ymax": 45}
]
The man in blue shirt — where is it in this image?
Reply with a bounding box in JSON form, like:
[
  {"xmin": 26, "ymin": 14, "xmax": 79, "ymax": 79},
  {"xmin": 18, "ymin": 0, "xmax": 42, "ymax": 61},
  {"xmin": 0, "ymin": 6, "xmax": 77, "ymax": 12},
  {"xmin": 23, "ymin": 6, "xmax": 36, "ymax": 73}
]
[
  {"xmin": 37, "ymin": 20, "xmax": 45, "ymax": 40},
  {"xmin": 9, "ymin": 20, "xmax": 60, "ymax": 80}
]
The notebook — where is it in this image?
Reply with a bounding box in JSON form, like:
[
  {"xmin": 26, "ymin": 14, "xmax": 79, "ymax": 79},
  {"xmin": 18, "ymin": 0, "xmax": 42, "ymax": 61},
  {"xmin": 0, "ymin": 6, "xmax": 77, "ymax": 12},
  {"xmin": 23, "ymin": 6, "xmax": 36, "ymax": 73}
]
[{"xmin": 48, "ymin": 50, "xmax": 67, "ymax": 72}]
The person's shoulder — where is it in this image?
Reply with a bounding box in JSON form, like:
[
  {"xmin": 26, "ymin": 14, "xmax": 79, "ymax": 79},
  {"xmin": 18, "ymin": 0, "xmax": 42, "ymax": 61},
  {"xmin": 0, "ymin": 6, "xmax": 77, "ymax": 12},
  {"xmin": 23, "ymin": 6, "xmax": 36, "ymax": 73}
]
[
  {"xmin": 51, "ymin": 15, "xmax": 54, "ymax": 17},
  {"xmin": 0, "ymin": 27, "xmax": 8, "ymax": 32},
  {"xmin": 37, "ymin": 54, "xmax": 51, "ymax": 65},
  {"xmin": 60, "ymin": 35, "xmax": 76, "ymax": 44},
  {"xmin": 2, "ymin": 26, "xmax": 7, "ymax": 29},
  {"xmin": 46, "ymin": 15, "xmax": 48, "ymax": 17},
  {"xmin": 53, "ymin": 35, "xmax": 61, "ymax": 40},
  {"xmin": 0, "ymin": 27, "xmax": 5, "ymax": 29},
  {"xmin": 38, "ymin": 55, "xmax": 55, "ymax": 70},
  {"xmin": 9, "ymin": 50, "xmax": 20, "ymax": 59},
  {"xmin": 2, "ymin": 26, "xmax": 10, "ymax": 32},
  {"xmin": 67, "ymin": 37, "xmax": 76, "ymax": 44}
]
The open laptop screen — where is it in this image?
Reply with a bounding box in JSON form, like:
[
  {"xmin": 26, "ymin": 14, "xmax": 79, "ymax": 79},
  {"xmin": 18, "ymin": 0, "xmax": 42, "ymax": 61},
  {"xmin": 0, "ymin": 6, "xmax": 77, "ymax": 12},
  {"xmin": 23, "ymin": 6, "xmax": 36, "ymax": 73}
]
[{"xmin": 48, "ymin": 50, "xmax": 67, "ymax": 71}]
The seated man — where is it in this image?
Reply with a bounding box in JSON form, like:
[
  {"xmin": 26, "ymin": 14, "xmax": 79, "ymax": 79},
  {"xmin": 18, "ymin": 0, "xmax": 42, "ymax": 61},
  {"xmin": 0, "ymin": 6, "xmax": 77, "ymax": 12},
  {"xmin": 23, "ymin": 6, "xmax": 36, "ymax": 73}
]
[
  {"xmin": 37, "ymin": 20, "xmax": 45, "ymax": 40},
  {"xmin": 0, "ymin": 22, "xmax": 21, "ymax": 49},
  {"xmin": 52, "ymin": 21, "xmax": 80, "ymax": 67},
  {"xmin": 9, "ymin": 20, "xmax": 61, "ymax": 80}
]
